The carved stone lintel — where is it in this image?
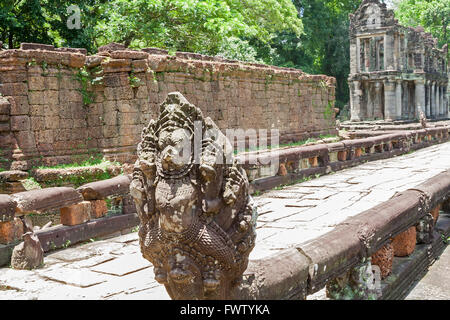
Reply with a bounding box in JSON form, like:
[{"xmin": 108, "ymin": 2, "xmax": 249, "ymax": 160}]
[
  {"xmin": 130, "ymin": 92, "xmax": 257, "ymax": 299},
  {"xmin": 326, "ymin": 258, "xmax": 382, "ymax": 300}
]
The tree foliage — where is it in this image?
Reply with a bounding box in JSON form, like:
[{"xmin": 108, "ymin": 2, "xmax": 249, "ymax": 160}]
[
  {"xmin": 94, "ymin": 0, "xmax": 303, "ymax": 55},
  {"xmin": 0, "ymin": 0, "xmax": 53, "ymax": 48},
  {"xmin": 258, "ymin": 0, "xmax": 362, "ymax": 109},
  {"xmin": 1, "ymin": 0, "xmax": 365, "ymax": 109},
  {"xmin": 394, "ymin": 0, "xmax": 449, "ymax": 57}
]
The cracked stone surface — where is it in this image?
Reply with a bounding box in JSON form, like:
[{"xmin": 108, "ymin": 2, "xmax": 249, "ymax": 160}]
[
  {"xmin": 1, "ymin": 142, "xmax": 450, "ymax": 299},
  {"xmin": 405, "ymin": 245, "xmax": 450, "ymax": 300}
]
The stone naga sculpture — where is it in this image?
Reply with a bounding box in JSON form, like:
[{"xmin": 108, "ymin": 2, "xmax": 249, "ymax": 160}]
[{"xmin": 130, "ymin": 92, "xmax": 257, "ymax": 299}]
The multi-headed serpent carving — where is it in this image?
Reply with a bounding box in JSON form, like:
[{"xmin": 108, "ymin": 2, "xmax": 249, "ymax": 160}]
[{"xmin": 130, "ymin": 92, "xmax": 257, "ymax": 299}]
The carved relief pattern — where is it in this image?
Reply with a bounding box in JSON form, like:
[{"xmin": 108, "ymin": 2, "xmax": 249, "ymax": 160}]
[{"xmin": 130, "ymin": 92, "xmax": 257, "ymax": 299}]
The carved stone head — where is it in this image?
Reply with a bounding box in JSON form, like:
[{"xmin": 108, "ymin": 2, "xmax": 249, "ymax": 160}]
[{"xmin": 130, "ymin": 92, "xmax": 257, "ymax": 299}]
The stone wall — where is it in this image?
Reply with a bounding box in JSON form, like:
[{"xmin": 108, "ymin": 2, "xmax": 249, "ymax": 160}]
[{"xmin": 0, "ymin": 43, "xmax": 336, "ymax": 170}]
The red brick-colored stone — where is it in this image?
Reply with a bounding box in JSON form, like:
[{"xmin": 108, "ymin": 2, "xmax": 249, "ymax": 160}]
[
  {"xmin": 391, "ymin": 226, "xmax": 416, "ymax": 257},
  {"xmin": 337, "ymin": 151, "xmax": 347, "ymax": 161},
  {"xmin": 0, "ymin": 218, "xmax": 24, "ymax": 244},
  {"xmin": 430, "ymin": 204, "xmax": 441, "ymax": 223},
  {"xmin": 308, "ymin": 157, "xmax": 318, "ymax": 167},
  {"xmin": 90, "ymin": 200, "xmax": 108, "ymax": 219},
  {"xmin": 354, "ymin": 148, "xmax": 362, "ymax": 157},
  {"xmin": 371, "ymin": 242, "xmax": 394, "ymax": 279},
  {"xmin": 60, "ymin": 201, "xmax": 91, "ymax": 226},
  {"xmin": 278, "ymin": 163, "xmax": 288, "ymax": 176}
]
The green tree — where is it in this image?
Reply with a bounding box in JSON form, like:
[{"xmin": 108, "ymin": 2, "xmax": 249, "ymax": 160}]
[
  {"xmin": 42, "ymin": 0, "xmax": 106, "ymax": 53},
  {"xmin": 394, "ymin": 0, "xmax": 449, "ymax": 54},
  {"xmin": 0, "ymin": 0, "xmax": 53, "ymax": 48},
  {"xmin": 260, "ymin": 0, "xmax": 362, "ymax": 110},
  {"xmin": 94, "ymin": 0, "xmax": 303, "ymax": 55}
]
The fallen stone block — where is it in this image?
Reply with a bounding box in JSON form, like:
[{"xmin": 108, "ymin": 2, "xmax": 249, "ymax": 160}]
[
  {"xmin": 391, "ymin": 226, "xmax": 416, "ymax": 257},
  {"xmin": 0, "ymin": 217, "xmax": 24, "ymax": 244},
  {"xmin": 77, "ymin": 175, "xmax": 131, "ymax": 200},
  {"xmin": 0, "ymin": 194, "xmax": 17, "ymax": 222},
  {"xmin": 60, "ymin": 201, "xmax": 91, "ymax": 226},
  {"xmin": 10, "ymin": 232, "xmax": 43, "ymax": 270},
  {"xmin": 12, "ymin": 187, "xmax": 83, "ymax": 214},
  {"xmin": 371, "ymin": 242, "xmax": 394, "ymax": 279}
]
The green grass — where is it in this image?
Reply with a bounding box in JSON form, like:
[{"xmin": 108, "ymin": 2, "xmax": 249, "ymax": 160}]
[
  {"xmin": 34, "ymin": 154, "xmax": 119, "ymax": 170},
  {"xmin": 31, "ymin": 155, "xmax": 122, "ymax": 188},
  {"xmin": 22, "ymin": 177, "xmax": 42, "ymax": 190}
]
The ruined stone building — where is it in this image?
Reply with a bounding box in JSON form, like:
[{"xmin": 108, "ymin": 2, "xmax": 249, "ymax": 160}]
[{"xmin": 348, "ymin": 0, "xmax": 448, "ymax": 122}]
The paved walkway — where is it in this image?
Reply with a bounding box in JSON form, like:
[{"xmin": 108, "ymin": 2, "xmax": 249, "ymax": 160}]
[
  {"xmin": 1, "ymin": 142, "xmax": 450, "ymax": 299},
  {"xmin": 405, "ymin": 245, "xmax": 450, "ymax": 300}
]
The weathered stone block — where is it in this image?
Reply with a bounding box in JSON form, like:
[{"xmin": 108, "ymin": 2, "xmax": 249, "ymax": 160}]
[
  {"xmin": 60, "ymin": 201, "xmax": 91, "ymax": 226},
  {"xmin": 0, "ymin": 195, "xmax": 17, "ymax": 222},
  {"xmin": 8, "ymin": 96, "xmax": 30, "ymax": 116},
  {"xmin": 337, "ymin": 150, "xmax": 347, "ymax": 161},
  {"xmin": 430, "ymin": 204, "xmax": 441, "ymax": 223},
  {"xmin": 278, "ymin": 163, "xmax": 288, "ymax": 176},
  {"xmin": 12, "ymin": 187, "xmax": 83, "ymax": 214},
  {"xmin": 27, "ymin": 76, "xmax": 46, "ymax": 91},
  {"xmin": 77, "ymin": 175, "xmax": 131, "ymax": 200},
  {"xmin": 0, "ymin": 218, "xmax": 23, "ymax": 244},
  {"xmin": 0, "ymin": 170, "xmax": 28, "ymax": 182},
  {"xmin": 371, "ymin": 242, "xmax": 394, "ymax": 279},
  {"xmin": 10, "ymin": 115, "xmax": 30, "ymax": 131},
  {"xmin": 90, "ymin": 200, "xmax": 108, "ymax": 219},
  {"xmin": 28, "ymin": 91, "xmax": 45, "ymax": 105},
  {"xmin": 0, "ymin": 82, "xmax": 27, "ymax": 96},
  {"xmin": 308, "ymin": 156, "xmax": 318, "ymax": 167},
  {"xmin": 11, "ymin": 232, "xmax": 44, "ymax": 270},
  {"xmin": 391, "ymin": 226, "xmax": 416, "ymax": 257}
]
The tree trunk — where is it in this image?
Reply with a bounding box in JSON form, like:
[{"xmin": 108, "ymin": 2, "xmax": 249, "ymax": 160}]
[{"xmin": 8, "ymin": 32, "xmax": 13, "ymax": 49}]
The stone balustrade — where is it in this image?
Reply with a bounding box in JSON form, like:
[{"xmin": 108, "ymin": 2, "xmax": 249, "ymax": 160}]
[
  {"xmin": 236, "ymin": 125, "xmax": 450, "ymax": 193},
  {"xmin": 0, "ymin": 174, "xmax": 136, "ymax": 267},
  {"xmin": 231, "ymin": 169, "xmax": 450, "ymax": 300}
]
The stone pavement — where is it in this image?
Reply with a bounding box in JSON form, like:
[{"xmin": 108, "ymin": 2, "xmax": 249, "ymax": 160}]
[
  {"xmin": 405, "ymin": 245, "xmax": 450, "ymax": 300},
  {"xmin": 251, "ymin": 141, "xmax": 450, "ymax": 260},
  {"xmin": 1, "ymin": 141, "xmax": 450, "ymax": 299}
]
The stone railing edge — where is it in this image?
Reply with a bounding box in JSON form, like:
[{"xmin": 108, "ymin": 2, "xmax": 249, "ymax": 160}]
[
  {"xmin": 233, "ymin": 168, "xmax": 450, "ymax": 300},
  {"xmin": 239, "ymin": 126, "xmax": 450, "ymax": 193},
  {"xmin": 0, "ymin": 174, "xmax": 135, "ymax": 266}
]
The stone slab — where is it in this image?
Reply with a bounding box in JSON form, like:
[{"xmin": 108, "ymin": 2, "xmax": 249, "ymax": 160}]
[
  {"xmin": 38, "ymin": 266, "xmax": 113, "ymax": 288},
  {"xmin": 90, "ymin": 253, "xmax": 151, "ymax": 276}
]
